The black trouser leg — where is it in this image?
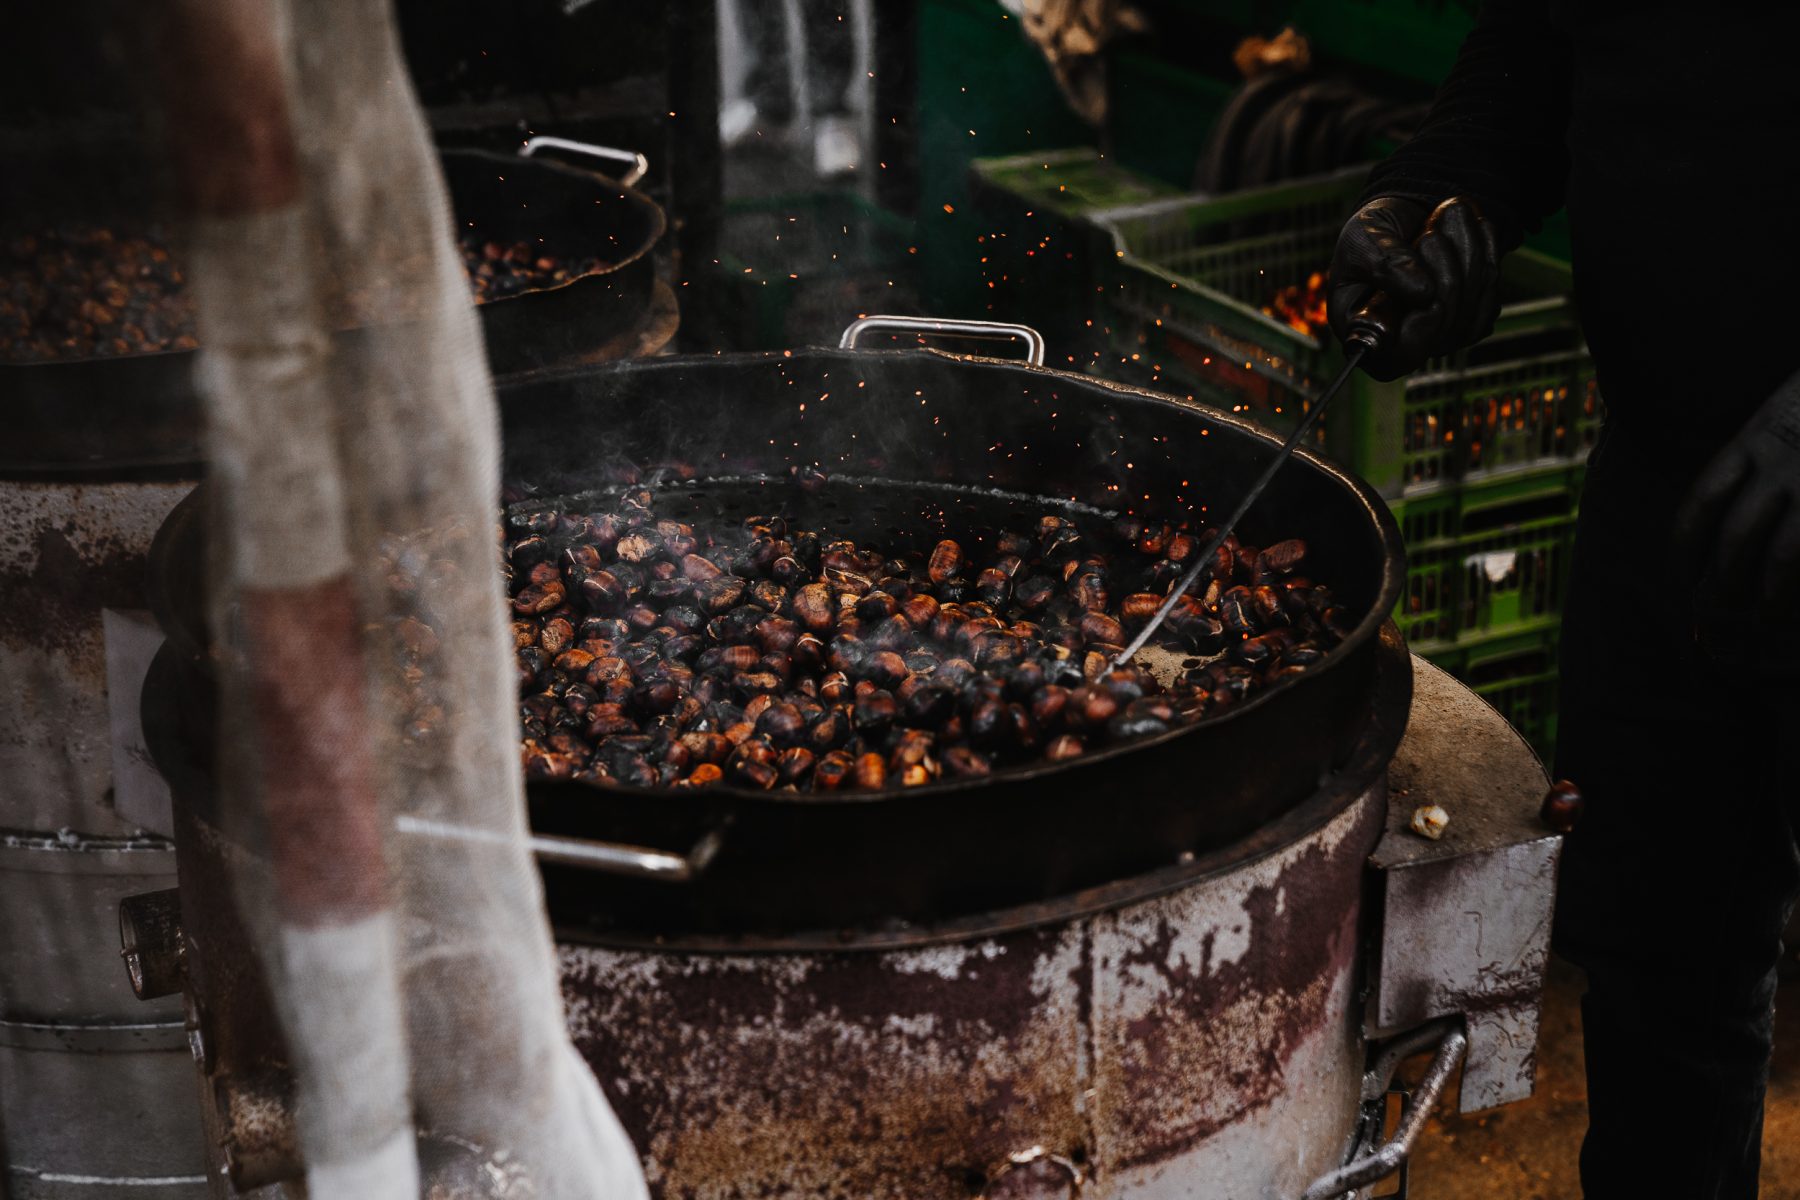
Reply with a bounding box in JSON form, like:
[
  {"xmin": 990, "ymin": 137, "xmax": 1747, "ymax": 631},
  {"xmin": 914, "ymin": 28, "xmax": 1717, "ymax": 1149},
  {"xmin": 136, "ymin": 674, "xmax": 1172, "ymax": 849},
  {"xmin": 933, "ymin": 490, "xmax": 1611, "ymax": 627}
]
[
  {"xmin": 799, "ymin": 0, "xmax": 854, "ymax": 117},
  {"xmin": 1576, "ymin": 966, "xmax": 1778, "ymax": 1199},
  {"xmin": 1552, "ymin": 421, "xmax": 1800, "ymax": 1200},
  {"xmin": 741, "ymin": 0, "xmax": 793, "ymax": 123}
]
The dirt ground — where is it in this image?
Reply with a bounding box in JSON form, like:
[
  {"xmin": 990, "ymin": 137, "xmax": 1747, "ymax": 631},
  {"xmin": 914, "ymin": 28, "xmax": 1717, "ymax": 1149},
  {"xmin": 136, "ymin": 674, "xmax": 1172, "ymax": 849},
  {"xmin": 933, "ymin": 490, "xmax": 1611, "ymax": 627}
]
[{"xmin": 1399, "ymin": 955, "xmax": 1800, "ymax": 1197}]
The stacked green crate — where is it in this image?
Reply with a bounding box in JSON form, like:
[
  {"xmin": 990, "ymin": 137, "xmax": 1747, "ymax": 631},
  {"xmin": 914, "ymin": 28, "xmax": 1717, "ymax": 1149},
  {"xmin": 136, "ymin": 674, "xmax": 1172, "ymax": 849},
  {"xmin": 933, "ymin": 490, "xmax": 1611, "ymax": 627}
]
[
  {"xmin": 972, "ymin": 147, "xmax": 1187, "ymax": 214},
  {"xmin": 1390, "ymin": 464, "xmax": 1582, "ymax": 650},
  {"xmin": 1087, "ymin": 168, "xmax": 1598, "ymax": 762},
  {"xmin": 1092, "ymin": 168, "xmax": 1601, "ymax": 495},
  {"xmin": 967, "ymin": 149, "xmax": 1184, "ymax": 362}
]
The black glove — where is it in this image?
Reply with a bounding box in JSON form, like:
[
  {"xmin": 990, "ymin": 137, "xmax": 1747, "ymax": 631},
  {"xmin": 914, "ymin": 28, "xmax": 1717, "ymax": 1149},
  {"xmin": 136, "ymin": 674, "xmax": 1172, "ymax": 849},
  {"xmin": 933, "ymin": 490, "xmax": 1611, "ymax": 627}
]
[
  {"xmin": 1675, "ymin": 370, "xmax": 1800, "ymax": 618},
  {"xmin": 1327, "ymin": 196, "xmax": 1502, "ymax": 381}
]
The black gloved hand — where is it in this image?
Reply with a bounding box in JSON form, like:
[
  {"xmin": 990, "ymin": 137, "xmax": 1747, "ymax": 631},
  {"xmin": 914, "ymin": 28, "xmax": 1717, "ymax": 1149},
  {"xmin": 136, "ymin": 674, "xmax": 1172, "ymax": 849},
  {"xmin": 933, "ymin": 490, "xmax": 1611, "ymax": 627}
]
[
  {"xmin": 1327, "ymin": 196, "xmax": 1502, "ymax": 381},
  {"xmin": 1675, "ymin": 370, "xmax": 1800, "ymax": 618}
]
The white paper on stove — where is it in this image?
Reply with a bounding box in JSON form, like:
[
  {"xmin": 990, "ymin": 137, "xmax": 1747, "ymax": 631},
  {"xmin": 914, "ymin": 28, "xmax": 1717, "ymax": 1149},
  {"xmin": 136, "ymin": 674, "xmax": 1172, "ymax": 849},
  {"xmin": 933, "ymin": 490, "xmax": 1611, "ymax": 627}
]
[{"xmin": 103, "ymin": 607, "xmax": 174, "ymax": 838}]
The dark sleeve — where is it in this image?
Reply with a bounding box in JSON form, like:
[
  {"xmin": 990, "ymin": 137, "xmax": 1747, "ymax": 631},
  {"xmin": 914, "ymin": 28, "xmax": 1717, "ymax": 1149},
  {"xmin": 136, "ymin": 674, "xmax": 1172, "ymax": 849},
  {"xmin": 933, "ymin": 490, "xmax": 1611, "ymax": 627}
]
[{"xmin": 1363, "ymin": 0, "xmax": 1572, "ymax": 248}]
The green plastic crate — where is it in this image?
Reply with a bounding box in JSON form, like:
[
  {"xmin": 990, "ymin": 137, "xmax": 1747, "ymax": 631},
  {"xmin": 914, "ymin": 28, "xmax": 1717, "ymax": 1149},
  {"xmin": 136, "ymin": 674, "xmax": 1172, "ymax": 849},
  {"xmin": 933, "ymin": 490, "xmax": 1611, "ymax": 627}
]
[
  {"xmin": 971, "ymin": 147, "xmax": 1184, "ymax": 216},
  {"xmin": 1421, "ymin": 628, "xmax": 1564, "ymax": 764},
  {"xmin": 1093, "ymin": 167, "xmax": 1603, "ymax": 499},
  {"xmin": 967, "ymin": 150, "xmax": 1183, "ymax": 353},
  {"xmin": 1391, "ymin": 464, "xmax": 1582, "ymax": 650}
]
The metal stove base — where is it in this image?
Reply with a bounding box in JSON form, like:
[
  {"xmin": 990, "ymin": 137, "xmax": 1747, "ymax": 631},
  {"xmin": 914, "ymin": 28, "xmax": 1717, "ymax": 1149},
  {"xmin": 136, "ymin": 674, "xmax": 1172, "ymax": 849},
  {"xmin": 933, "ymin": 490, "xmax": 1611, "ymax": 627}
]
[{"xmin": 92, "ymin": 652, "xmax": 1555, "ymax": 1199}]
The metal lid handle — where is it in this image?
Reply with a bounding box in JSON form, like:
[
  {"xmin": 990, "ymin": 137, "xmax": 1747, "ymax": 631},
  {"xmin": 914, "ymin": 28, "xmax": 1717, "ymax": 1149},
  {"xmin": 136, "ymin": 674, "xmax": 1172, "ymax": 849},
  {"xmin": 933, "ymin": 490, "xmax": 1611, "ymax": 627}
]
[
  {"xmin": 840, "ymin": 315, "xmax": 1047, "ymax": 367},
  {"xmin": 396, "ymin": 814, "xmax": 723, "ymax": 883},
  {"xmin": 519, "ymin": 135, "xmax": 649, "ymax": 188}
]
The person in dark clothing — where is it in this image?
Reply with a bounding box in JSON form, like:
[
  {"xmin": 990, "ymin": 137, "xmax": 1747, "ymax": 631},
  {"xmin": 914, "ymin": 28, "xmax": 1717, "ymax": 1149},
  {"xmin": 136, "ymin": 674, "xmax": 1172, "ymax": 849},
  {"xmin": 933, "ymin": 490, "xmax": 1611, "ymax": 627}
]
[
  {"xmin": 1328, "ymin": 4, "xmax": 1800, "ymax": 1197},
  {"xmin": 733, "ymin": 0, "xmax": 860, "ymax": 176}
]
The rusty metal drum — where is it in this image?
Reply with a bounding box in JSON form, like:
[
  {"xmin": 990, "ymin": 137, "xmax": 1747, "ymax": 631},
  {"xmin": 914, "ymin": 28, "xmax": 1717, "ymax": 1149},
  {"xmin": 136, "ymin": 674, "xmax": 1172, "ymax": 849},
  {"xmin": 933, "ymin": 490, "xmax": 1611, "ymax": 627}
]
[{"xmin": 561, "ymin": 783, "xmax": 1386, "ymax": 1200}]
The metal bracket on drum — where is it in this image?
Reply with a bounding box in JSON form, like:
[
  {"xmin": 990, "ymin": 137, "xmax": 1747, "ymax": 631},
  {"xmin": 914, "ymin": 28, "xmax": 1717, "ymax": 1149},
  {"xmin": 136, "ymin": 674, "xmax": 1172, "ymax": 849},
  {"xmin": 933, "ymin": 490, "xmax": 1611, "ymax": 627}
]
[
  {"xmin": 1301, "ymin": 1018, "xmax": 1468, "ymax": 1200},
  {"xmin": 393, "ymin": 813, "xmax": 727, "ymax": 883},
  {"xmin": 840, "ymin": 315, "xmax": 1048, "ymax": 367},
  {"xmin": 519, "ymin": 135, "xmax": 650, "ymax": 189}
]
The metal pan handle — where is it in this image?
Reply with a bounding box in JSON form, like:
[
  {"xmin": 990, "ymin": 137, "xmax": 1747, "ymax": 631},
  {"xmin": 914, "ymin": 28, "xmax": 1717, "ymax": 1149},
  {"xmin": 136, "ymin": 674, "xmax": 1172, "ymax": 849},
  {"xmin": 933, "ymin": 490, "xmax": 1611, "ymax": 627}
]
[
  {"xmin": 518, "ymin": 135, "xmax": 649, "ymax": 188},
  {"xmin": 1300, "ymin": 1018, "xmax": 1468, "ymax": 1200},
  {"xmin": 395, "ymin": 814, "xmax": 723, "ymax": 883},
  {"xmin": 839, "ymin": 315, "xmax": 1047, "ymax": 367}
]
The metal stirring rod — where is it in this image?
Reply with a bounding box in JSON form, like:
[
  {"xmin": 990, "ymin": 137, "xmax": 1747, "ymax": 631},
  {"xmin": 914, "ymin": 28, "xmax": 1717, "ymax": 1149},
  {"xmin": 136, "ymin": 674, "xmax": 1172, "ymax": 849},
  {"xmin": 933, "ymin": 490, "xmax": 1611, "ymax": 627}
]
[{"xmin": 1113, "ymin": 322, "xmax": 1382, "ymax": 668}]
